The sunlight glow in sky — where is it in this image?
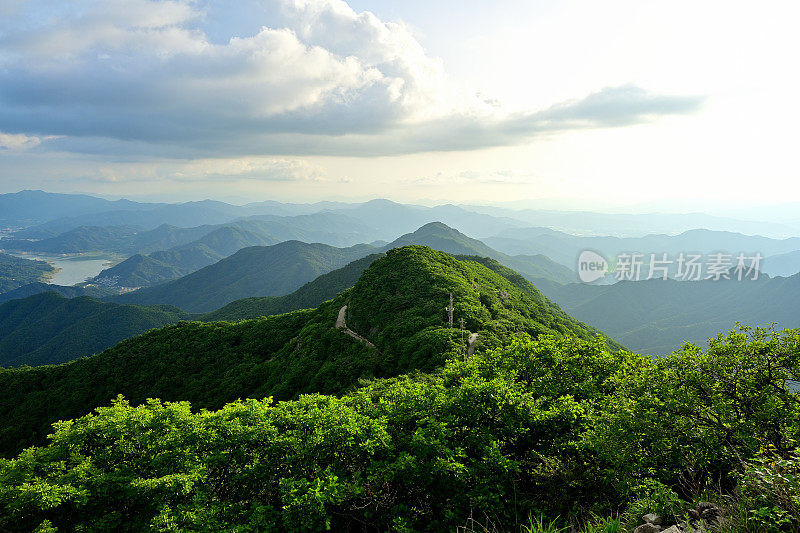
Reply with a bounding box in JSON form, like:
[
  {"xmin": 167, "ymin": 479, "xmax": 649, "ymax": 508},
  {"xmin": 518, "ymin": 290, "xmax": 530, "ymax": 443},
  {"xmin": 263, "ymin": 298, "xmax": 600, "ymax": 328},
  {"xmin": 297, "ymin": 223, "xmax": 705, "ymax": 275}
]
[{"xmin": 1, "ymin": 0, "xmax": 798, "ymax": 207}]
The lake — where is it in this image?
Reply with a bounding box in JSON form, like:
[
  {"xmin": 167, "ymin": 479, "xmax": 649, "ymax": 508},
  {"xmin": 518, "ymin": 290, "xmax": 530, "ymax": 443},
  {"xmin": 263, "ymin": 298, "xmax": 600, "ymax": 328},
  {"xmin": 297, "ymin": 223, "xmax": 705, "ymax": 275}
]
[{"xmin": 4, "ymin": 252, "xmax": 119, "ymax": 286}]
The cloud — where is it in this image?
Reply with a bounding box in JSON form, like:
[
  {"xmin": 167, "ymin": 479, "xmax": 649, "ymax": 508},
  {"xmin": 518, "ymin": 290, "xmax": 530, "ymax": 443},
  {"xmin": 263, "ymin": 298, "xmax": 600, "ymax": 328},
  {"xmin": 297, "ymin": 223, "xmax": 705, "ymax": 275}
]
[
  {"xmin": 0, "ymin": 131, "xmax": 56, "ymax": 151},
  {"xmin": 83, "ymin": 157, "xmax": 326, "ymax": 184},
  {"xmin": 0, "ymin": 0, "xmax": 704, "ymax": 158}
]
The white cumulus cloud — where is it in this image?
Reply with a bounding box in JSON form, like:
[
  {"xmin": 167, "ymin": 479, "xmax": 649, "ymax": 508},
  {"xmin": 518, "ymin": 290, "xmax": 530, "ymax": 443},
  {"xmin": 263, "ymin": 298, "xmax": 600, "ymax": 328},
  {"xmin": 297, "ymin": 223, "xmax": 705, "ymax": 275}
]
[{"xmin": 0, "ymin": 0, "xmax": 703, "ymax": 158}]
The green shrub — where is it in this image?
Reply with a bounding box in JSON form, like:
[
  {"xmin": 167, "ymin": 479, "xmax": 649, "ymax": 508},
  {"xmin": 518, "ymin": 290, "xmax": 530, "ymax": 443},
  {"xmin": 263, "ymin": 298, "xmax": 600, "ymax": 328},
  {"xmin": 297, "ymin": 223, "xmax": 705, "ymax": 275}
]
[
  {"xmin": 727, "ymin": 448, "xmax": 800, "ymax": 532},
  {"xmin": 582, "ymin": 514, "xmax": 623, "ymax": 533},
  {"xmin": 622, "ymin": 479, "xmax": 684, "ymax": 527}
]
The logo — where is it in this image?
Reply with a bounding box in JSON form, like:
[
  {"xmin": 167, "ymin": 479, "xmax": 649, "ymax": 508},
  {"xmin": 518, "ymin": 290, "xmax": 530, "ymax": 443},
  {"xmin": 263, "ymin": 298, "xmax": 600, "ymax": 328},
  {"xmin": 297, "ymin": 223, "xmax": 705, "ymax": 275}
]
[{"xmin": 577, "ymin": 250, "xmax": 609, "ymax": 283}]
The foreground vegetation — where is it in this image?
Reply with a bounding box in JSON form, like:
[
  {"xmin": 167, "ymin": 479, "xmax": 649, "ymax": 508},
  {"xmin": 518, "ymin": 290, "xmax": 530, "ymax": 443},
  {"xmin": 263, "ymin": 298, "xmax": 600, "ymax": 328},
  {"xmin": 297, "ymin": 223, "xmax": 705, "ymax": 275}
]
[{"xmin": 1, "ymin": 327, "xmax": 798, "ymax": 531}]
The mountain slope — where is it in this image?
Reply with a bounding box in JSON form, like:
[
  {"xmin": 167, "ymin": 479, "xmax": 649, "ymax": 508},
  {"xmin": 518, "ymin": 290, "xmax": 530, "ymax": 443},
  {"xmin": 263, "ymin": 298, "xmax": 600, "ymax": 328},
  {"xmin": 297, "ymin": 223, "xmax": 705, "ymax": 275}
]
[
  {"xmin": 0, "ymin": 292, "xmax": 187, "ymax": 367},
  {"xmin": 93, "ymin": 225, "xmax": 281, "ymax": 288},
  {"xmin": 111, "ymin": 241, "xmax": 376, "ymax": 312},
  {"xmin": 199, "ymin": 253, "xmax": 384, "ymax": 321},
  {"xmin": 0, "ymin": 282, "xmax": 112, "ymax": 305},
  {"xmin": 0, "ymin": 253, "xmax": 55, "ymax": 293},
  {"xmin": 541, "ymin": 274, "xmax": 800, "ymax": 354},
  {"xmin": 0, "ymin": 190, "xmax": 144, "ymax": 226},
  {"xmin": 0, "ymin": 245, "xmax": 615, "ymax": 457},
  {"xmin": 382, "ymin": 222, "xmax": 576, "ymax": 284},
  {"xmin": 3, "ymin": 225, "xmax": 142, "ymax": 253},
  {"xmin": 0, "ymin": 255, "xmax": 383, "ymax": 367},
  {"xmin": 762, "ymin": 249, "xmax": 800, "ymax": 277},
  {"xmin": 92, "ymin": 254, "xmax": 190, "ymax": 288},
  {"xmin": 88, "ymin": 213, "xmax": 380, "ymax": 288}
]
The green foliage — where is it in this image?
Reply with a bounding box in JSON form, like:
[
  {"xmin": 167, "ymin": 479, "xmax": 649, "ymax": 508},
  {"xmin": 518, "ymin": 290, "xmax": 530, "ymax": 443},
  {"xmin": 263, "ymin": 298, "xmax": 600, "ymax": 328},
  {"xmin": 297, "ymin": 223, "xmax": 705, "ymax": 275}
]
[
  {"xmin": 522, "ymin": 515, "xmax": 567, "ymax": 533},
  {"xmin": 0, "ymin": 325, "xmax": 798, "ymax": 531},
  {"xmin": 581, "ymin": 514, "xmax": 623, "ymax": 533},
  {"xmin": 0, "ymin": 292, "xmax": 187, "ymax": 367},
  {"xmin": 0, "ymin": 335, "xmax": 618, "ymax": 531},
  {"xmin": 725, "ymin": 448, "xmax": 800, "ymax": 532},
  {"xmin": 0, "ymin": 252, "xmax": 55, "ymax": 293},
  {"xmin": 622, "ymin": 480, "xmax": 683, "ymax": 527},
  {"xmin": 199, "ymin": 253, "xmax": 383, "ymax": 321}
]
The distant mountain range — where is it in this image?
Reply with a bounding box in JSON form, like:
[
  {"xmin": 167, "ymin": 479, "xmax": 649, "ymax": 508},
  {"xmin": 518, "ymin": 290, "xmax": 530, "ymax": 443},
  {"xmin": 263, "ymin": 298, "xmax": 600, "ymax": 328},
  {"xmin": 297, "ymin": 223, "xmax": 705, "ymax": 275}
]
[
  {"xmin": 3, "ymin": 213, "xmax": 377, "ymax": 255},
  {"xmin": 6, "ymin": 190, "xmax": 798, "ymax": 243},
  {"xmin": 540, "ymin": 273, "xmax": 800, "ymax": 355},
  {"xmin": 111, "ymin": 241, "xmax": 376, "ymax": 312},
  {"xmin": 462, "ymin": 204, "xmax": 800, "ymax": 237},
  {"xmin": 2, "ymin": 192, "xmax": 525, "ymax": 241},
  {"xmin": 486, "ymin": 227, "xmax": 800, "ymax": 270},
  {"xmin": 0, "ymin": 190, "xmax": 146, "ymax": 227}
]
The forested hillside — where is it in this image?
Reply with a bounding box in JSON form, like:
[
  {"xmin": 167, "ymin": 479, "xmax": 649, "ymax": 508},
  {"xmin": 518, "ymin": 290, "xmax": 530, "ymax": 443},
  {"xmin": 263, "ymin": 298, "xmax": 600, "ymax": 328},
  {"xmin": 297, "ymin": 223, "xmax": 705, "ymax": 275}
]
[
  {"xmin": 382, "ymin": 222, "xmax": 576, "ymax": 284},
  {"xmin": 542, "ymin": 273, "xmax": 800, "ymax": 354},
  {"xmin": 91, "ymin": 216, "xmax": 382, "ymax": 289},
  {"xmin": 111, "ymin": 241, "xmax": 376, "ymax": 312},
  {"xmin": 0, "ymin": 282, "xmax": 111, "ymax": 305},
  {"xmin": 0, "ymin": 255, "xmax": 381, "ymax": 367},
  {"xmin": 0, "ymin": 246, "xmax": 613, "ymax": 458},
  {"xmin": 0, "ymin": 253, "xmax": 55, "ymax": 293},
  {"xmin": 200, "ymin": 253, "xmax": 383, "ymax": 321},
  {"xmin": 0, "ymin": 293, "xmax": 187, "ymax": 367}
]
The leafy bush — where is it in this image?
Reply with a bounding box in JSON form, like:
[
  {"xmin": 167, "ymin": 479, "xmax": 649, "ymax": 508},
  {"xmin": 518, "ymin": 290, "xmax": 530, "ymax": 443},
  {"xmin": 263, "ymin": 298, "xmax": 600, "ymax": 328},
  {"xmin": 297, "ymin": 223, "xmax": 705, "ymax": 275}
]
[
  {"xmin": 725, "ymin": 448, "xmax": 800, "ymax": 532},
  {"xmin": 622, "ymin": 479, "xmax": 683, "ymax": 528},
  {"xmin": 2, "ymin": 327, "xmax": 798, "ymax": 532},
  {"xmin": 582, "ymin": 515, "xmax": 623, "ymax": 533}
]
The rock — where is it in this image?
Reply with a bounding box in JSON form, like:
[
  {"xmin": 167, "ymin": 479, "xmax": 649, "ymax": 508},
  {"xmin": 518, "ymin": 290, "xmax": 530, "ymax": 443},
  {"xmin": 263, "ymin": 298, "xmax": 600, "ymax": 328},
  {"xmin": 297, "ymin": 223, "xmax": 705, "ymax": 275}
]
[
  {"xmin": 696, "ymin": 502, "xmax": 720, "ymax": 520},
  {"xmin": 688, "ymin": 509, "xmax": 700, "ymax": 520},
  {"xmin": 643, "ymin": 514, "xmax": 663, "ymax": 525},
  {"xmin": 633, "ymin": 525, "xmax": 662, "ymax": 533},
  {"xmin": 696, "ymin": 502, "xmax": 717, "ymax": 512},
  {"xmin": 661, "ymin": 527, "xmax": 681, "ymax": 533}
]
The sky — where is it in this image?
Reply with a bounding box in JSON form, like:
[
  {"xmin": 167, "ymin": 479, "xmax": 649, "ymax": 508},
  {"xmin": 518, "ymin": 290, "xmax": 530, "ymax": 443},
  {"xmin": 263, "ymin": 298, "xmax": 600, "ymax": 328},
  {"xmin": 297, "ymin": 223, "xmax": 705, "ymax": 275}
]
[{"xmin": 0, "ymin": 0, "xmax": 798, "ymax": 208}]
